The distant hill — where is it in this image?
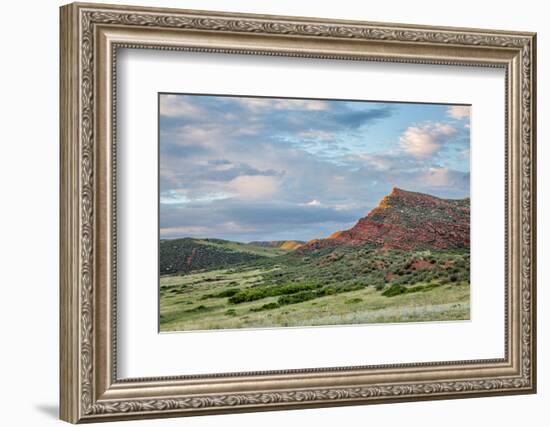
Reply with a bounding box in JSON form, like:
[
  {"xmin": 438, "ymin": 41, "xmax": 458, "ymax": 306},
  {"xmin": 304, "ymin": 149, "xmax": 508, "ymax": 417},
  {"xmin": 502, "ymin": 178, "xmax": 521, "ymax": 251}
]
[
  {"xmin": 160, "ymin": 238, "xmax": 285, "ymax": 275},
  {"xmin": 160, "ymin": 188, "xmax": 469, "ymax": 275},
  {"xmin": 248, "ymin": 240, "xmax": 305, "ymax": 251},
  {"xmin": 299, "ymin": 187, "xmax": 470, "ymax": 252}
]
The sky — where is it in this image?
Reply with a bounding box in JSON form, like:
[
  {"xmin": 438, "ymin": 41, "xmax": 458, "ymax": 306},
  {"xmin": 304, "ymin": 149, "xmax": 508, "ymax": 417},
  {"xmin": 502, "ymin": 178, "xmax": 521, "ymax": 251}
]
[{"xmin": 159, "ymin": 93, "xmax": 470, "ymax": 242}]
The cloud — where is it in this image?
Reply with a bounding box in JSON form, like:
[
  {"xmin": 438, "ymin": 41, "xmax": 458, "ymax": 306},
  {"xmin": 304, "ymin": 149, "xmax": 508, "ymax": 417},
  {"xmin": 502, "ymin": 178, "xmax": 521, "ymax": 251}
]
[
  {"xmin": 399, "ymin": 123, "xmax": 457, "ymax": 158},
  {"xmin": 359, "ymin": 155, "xmax": 389, "ymax": 171},
  {"xmin": 420, "ymin": 167, "xmax": 469, "ymax": 188},
  {"xmin": 200, "ymin": 162, "xmax": 284, "ymax": 183},
  {"xmin": 423, "ymin": 167, "xmax": 453, "ymax": 186},
  {"xmin": 160, "ymin": 94, "xmax": 204, "ymax": 118},
  {"xmin": 160, "ymin": 199, "xmax": 360, "ymax": 241},
  {"xmin": 158, "ymin": 94, "xmax": 470, "ymax": 241},
  {"xmin": 161, "ymin": 222, "xmax": 259, "ymax": 239},
  {"xmin": 447, "ymin": 105, "xmax": 470, "ymax": 120},
  {"xmin": 228, "ymin": 175, "xmax": 281, "ymax": 200},
  {"xmin": 277, "ymin": 99, "xmax": 329, "ymax": 111},
  {"xmin": 237, "ymin": 98, "xmax": 329, "ymax": 112},
  {"xmin": 160, "ymin": 190, "xmax": 231, "ymax": 205},
  {"xmin": 160, "ymin": 225, "xmax": 212, "ymax": 236},
  {"xmin": 335, "ymin": 107, "xmax": 393, "ymax": 128},
  {"xmin": 298, "ymin": 130, "xmax": 335, "ymax": 140},
  {"xmin": 458, "ymin": 148, "xmax": 470, "ymax": 160}
]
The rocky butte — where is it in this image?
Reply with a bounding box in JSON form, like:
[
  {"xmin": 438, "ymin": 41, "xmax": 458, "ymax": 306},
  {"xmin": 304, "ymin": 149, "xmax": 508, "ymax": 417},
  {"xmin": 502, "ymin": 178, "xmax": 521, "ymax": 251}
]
[{"xmin": 299, "ymin": 187, "xmax": 470, "ymax": 252}]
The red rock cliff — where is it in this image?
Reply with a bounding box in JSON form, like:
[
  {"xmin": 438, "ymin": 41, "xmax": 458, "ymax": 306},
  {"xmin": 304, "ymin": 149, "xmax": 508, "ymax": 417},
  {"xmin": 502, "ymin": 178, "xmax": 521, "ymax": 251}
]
[{"xmin": 299, "ymin": 187, "xmax": 470, "ymax": 251}]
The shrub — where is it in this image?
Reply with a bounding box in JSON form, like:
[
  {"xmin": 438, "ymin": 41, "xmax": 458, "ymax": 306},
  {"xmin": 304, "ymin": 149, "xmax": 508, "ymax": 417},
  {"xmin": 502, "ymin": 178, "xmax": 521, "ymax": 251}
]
[
  {"xmin": 186, "ymin": 304, "xmax": 212, "ymax": 313},
  {"xmin": 216, "ymin": 288, "xmax": 240, "ymax": 298},
  {"xmin": 416, "ymin": 283, "xmax": 440, "ymax": 292},
  {"xmin": 382, "ymin": 284, "xmax": 408, "ymax": 297},
  {"xmin": 250, "ymin": 302, "xmax": 280, "ymax": 312},
  {"xmin": 382, "ymin": 282, "xmax": 442, "ymax": 297},
  {"xmin": 228, "ymin": 282, "xmax": 321, "ymax": 304},
  {"xmin": 348, "ymin": 282, "xmax": 365, "ymax": 291},
  {"xmin": 315, "ymin": 287, "xmax": 336, "ymax": 297},
  {"xmin": 201, "ymin": 287, "xmax": 241, "ymax": 300},
  {"xmin": 277, "ymin": 282, "xmax": 319, "ymax": 295},
  {"xmin": 278, "ymin": 291, "xmax": 317, "ymax": 305},
  {"xmin": 228, "ymin": 288, "xmax": 270, "ymax": 304}
]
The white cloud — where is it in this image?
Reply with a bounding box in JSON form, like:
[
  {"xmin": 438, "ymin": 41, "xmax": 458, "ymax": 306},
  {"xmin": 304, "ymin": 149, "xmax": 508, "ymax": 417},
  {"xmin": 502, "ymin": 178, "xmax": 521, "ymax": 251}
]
[
  {"xmin": 447, "ymin": 105, "xmax": 470, "ymax": 120},
  {"xmin": 357, "ymin": 153, "xmax": 391, "ymax": 171},
  {"xmin": 299, "ymin": 130, "xmax": 334, "ymax": 140},
  {"xmin": 399, "ymin": 123, "xmax": 457, "ymax": 158},
  {"xmin": 301, "ymin": 199, "xmax": 361, "ymax": 211},
  {"xmin": 228, "ymin": 175, "xmax": 280, "ymax": 200},
  {"xmin": 160, "ymin": 190, "xmax": 231, "ymax": 205},
  {"xmin": 160, "ymin": 225, "xmax": 211, "ymax": 236},
  {"xmin": 163, "ymin": 122, "xmax": 263, "ymax": 155},
  {"xmin": 235, "ymin": 98, "xmax": 272, "ymax": 111},
  {"xmin": 160, "ymin": 94, "xmax": 204, "ymax": 118},
  {"xmin": 459, "ymin": 148, "xmax": 470, "ymax": 160},
  {"xmin": 160, "ymin": 222, "xmax": 258, "ymax": 238},
  {"xmin": 420, "ymin": 167, "xmax": 467, "ymax": 188},
  {"xmin": 276, "ymin": 99, "xmax": 328, "ymax": 111},
  {"xmin": 237, "ymin": 98, "xmax": 328, "ymax": 112}
]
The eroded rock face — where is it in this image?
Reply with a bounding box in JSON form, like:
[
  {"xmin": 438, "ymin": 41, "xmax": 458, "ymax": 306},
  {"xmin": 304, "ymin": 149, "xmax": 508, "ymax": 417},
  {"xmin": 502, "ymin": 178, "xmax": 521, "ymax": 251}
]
[{"xmin": 299, "ymin": 187, "xmax": 470, "ymax": 252}]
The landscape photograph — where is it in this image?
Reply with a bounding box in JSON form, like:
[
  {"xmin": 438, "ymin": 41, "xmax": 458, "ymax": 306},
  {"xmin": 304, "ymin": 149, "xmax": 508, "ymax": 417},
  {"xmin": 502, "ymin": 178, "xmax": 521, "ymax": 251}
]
[{"xmin": 159, "ymin": 93, "xmax": 471, "ymax": 332}]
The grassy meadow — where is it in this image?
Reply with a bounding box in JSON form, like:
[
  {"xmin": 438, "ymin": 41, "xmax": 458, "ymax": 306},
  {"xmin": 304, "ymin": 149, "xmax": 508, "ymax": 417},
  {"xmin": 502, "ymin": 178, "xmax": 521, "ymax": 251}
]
[{"xmin": 159, "ymin": 241, "xmax": 470, "ymax": 332}]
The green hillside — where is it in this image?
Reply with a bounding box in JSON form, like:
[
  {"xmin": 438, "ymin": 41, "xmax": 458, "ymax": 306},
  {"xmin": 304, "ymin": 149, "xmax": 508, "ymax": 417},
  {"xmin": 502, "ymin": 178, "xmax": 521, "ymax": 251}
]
[
  {"xmin": 160, "ymin": 245, "xmax": 470, "ymax": 331},
  {"xmin": 160, "ymin": 238, "xmax": 285, "ymax": 275}
]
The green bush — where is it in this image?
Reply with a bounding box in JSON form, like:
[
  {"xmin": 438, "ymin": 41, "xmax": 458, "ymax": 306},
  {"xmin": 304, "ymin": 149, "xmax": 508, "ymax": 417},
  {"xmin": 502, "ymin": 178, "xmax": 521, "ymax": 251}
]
[
  {"xmin": 186, "ymin": 304, "xmax": 212, "ymax": 313},
  {"xmin": 382, "ymin": 282, "xmax": 442, "ymax": 297},
  {"xmin": 278, "ymin": 291, "xmax": 317, "ymax": 305},
  {"xmin": 250, "ymin": 302, "xmax": 280, "ymax": 312},
  {"xmin": 216, "ymin": 288, "xmax": 240, "ymax": 298},
  {"xmin": 315, "ymin": 287, "xmax": 336, "ymax": 297},
  {"xmin": 228, "ymin": 282, "xmax": 321, "ymax": 304},
  {"xmin": 228, "ymin": 287, "xmax": 270, "ymax": 304},
  {"xmin": 382, "ymin": 284, "xmax": 408, "ymax": 297},
  {"xmin": 344, "ymin": 282, "xmax": 365, "ymax": 291},
  {"xmin": 416, "ymin": 283, "xmax": 440, "ymax": 292},
  {"xmin": 200, "ymin": 287, "xmax": 240, "ymax": 300}
]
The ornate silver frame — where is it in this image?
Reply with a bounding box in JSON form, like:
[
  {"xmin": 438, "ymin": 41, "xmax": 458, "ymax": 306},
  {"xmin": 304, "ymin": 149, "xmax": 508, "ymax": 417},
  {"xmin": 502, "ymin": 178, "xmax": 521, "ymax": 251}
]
[{"xmin": 60, "ymin": 2, "xmax": 536, "ymax": 423}]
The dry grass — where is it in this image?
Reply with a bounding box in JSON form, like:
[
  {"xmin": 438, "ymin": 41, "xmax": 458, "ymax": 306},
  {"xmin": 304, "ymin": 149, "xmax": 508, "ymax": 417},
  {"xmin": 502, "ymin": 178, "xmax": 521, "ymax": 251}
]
[{"xmin": 160, "ymin": 266, "xmax": 469, "ymax": 332}]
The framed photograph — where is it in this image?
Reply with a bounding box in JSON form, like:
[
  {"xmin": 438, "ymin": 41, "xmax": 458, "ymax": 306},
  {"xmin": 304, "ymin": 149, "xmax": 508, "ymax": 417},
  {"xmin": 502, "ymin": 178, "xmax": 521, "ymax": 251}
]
[
  {"xmin": 60, "ymin": 2, "xmax": 537, "ymax": 423},
  {"xmin": 157, "ymin": 93, "xmax": 473, "ymax": 332}
]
